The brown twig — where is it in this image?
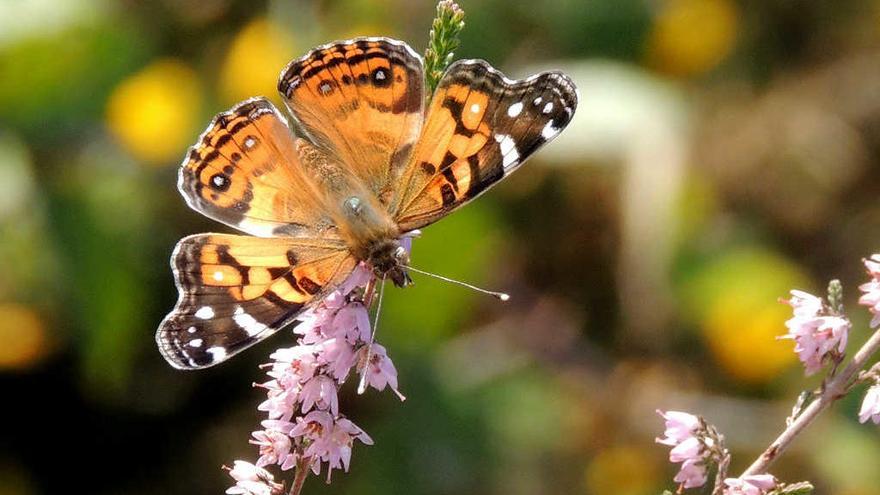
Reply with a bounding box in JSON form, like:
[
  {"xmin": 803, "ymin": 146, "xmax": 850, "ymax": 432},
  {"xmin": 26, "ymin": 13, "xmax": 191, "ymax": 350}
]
[
  {"xmin": 741, "ymin": 328, "xmax": 880, "ymax": 476},
  {"xmin": 288, "ymin": 457, "xmax": 312, "ymax": 495}
]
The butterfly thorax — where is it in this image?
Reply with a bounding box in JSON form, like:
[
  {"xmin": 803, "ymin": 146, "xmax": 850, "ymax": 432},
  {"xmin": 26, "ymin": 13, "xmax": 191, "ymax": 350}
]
[
  {"xmin": 294, "ymin": 139, "xmax": 410, "ymax": 287},
  {"xmin": 336, "ymin": 194, "xmax": 411, "ymax": 287}
]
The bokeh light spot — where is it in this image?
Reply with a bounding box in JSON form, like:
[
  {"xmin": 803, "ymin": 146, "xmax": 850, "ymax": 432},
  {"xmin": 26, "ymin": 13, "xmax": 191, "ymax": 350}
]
[
  {"xmin": 585, "ymin": 445, "xmax": 661, "ymax": 495},
  {"xmin": 645, "ymin": 0, "xmax": 739, "ymax": 77},
  {"xmin": 678, "ymin": 247, "xmax": 806, "ymax": 384},
  {"xmin": 0, "ymin": 303, "xmax": 49, "ymax": 370},
  {"xmin": 105, "ymin": 59, "xmax": 201, "ymax": 165},
  {"xmin": 704, "ymin": 295, "xmax": 797, "ymax": 383},
  {"xmin": 219, "ymin": 18, "xmax": 295, "ymax": 105}
]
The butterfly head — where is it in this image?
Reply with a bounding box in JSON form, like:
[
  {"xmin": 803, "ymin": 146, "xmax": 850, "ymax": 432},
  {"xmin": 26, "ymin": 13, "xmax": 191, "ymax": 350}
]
[{"xmin": 366, "ymin": 238, "xmax": 412, "ymax": 288}]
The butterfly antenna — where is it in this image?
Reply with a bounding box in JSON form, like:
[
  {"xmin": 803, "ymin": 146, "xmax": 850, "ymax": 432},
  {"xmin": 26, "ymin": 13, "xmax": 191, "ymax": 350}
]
[
  {"xmin": 358, "ymin": 275, "xmax": 387, "ymax": 395},
  {"xmin": 404, "ymin": 265, "xmax": 510, "ymax": 301}
]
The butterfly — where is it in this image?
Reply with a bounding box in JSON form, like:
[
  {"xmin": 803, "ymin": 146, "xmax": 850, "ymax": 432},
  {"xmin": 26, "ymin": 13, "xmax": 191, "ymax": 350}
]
[{"xmin": 156, "ymin": 37, "xmax": 577, "ymax": 369}]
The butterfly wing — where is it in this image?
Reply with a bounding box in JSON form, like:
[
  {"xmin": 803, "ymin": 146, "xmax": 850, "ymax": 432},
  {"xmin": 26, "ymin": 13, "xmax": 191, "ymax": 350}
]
[
  {"xmin": 390, "ymin": 60, "xmax": 577, "ymax": 231},
  {"xmin": 157, "ymin": 234, "xmax": 357, "ymax": 369},
  {"xmin": 278, "ymin": 37, "xmax": 425, "ymax": 201},
  {"xmin": 179, "ymin": 96, "xmax": 336, "ymax": 238}
]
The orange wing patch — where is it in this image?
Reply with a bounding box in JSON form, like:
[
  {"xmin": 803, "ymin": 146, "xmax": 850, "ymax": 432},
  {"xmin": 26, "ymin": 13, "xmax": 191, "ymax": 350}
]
[
  {"xmin": 157, "ymin": 234, "xmax": 356, "ymax": 369},
  {"xmin": 392, "ymin": 60, "xmax": 577, "ymax": 231},
  {"xmin": 278, "ymin": 37, "xmax": 425, "ymax": 201}
]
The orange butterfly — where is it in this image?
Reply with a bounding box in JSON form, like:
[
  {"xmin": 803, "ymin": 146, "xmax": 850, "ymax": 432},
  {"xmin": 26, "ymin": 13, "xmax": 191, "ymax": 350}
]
[{"xmin": 157, "ymin": 37, "xmax": 577, "ymax": 369}]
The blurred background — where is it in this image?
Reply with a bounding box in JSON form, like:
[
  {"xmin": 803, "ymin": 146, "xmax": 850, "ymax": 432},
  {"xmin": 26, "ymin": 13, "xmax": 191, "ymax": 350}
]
[{"xmin": 2, "ymin": 0, "xmax": 880, "ymax": 494}]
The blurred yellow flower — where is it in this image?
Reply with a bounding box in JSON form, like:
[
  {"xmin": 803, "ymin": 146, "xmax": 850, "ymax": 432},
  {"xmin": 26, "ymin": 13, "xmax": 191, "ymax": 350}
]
[
  {"xmin": 704, "ymin": 295, "xmax": 796, "ymax": 383},
  {"xmin": 645, "ymin": 0, "xmax": 739, "ymax": 77},
  {"xmin": 585, "ymin": 445, "xmax": 661, "ymax": 495},
  {"xmin": 106, "ymin": 59, "xmax": 202, "ymax": 165},
  {"xmin": 219, "ymin": 18, "xmax": 295, "ymax": 105},
  {"xmin": 679, "ymin": 248, "xmax": 805, "ymax": 384},
  {"xmin": 0, "ymin": 303, "xmax": 49, "ymax": 370}
]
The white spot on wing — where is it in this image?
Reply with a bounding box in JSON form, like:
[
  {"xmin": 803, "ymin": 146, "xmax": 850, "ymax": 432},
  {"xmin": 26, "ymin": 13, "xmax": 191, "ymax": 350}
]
[
  {"xmin": 233, "ymin": 305, "xmax": 268, "ymax": 337},
  {"xmin": 542, "ymin": 102, "xmax": 554, "ymax": 114},
  {"xmin": 494, "ymin": 134, "xmax": 520, "ymax": 170},
  {"xmin": 533, "ymin": 96, "xmax": 543, "ymax": 105},
  {"xmin": 238, "ymin": 218, "xmax": 276, "ymax": 237},
  {"xmin": 470, "ymin": 103, "xmax": 481, "ymax": 113},
  {"xmin": 244, "ymin": 137, "xmax": 256, "ymax": 149},
  {"xmin": 507, "ymin": 102, "xmax": 523, "ymax": 117},
  {"xmin": 189, "ymin": 338, "xmax": 203, "ymax": 348},
  {"xmin": 213, "ymin": 271, "xmax": 224, "ymax": 281},
  {"xmin": 207, "ymin": 347, "xmax": 227, "ymax": 363},
  {"xmin": 187, "ymin": 326, "xmax": 197, "ymax": 334},
  {"xmin": 542, "ymin": 121, "xmax": 560, "ymax": 139},
  {"xmin": 195, "ymin": 306, "xmax": 214, "ymax": 319}
]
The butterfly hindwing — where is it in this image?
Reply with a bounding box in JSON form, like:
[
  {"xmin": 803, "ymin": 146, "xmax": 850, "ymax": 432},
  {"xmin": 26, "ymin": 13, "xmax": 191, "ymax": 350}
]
[
  {"xmin": 391, "ymin": 60, "xmax": 577, "ymax": 230},
  {"xmin": 278, "ymin": 37, "xmax": 425, "ymax": 201},
  {"xmin": 179, "ymin": 97, "xmax": 334, "ymax": 238},
  {"xmin": 157, "ymin": 234, "xmax": 356, "ymax": 369}
]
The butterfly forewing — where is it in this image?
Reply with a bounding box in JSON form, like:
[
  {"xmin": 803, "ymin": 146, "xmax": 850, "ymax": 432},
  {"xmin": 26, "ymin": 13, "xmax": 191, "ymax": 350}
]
[
  {"xmin": 179, "ymin": 97, "xmax": 335, "ymax": 238},
  {"xmin": 157, "ymin": 234, "xmax": 356, "ymax": 369},
  {"xmin": 391, "ymin": 60, "xmax": 577, "ymax": 230},
  {"xmin": 278, "ymin": 37, "xmax": 425, "ymax": 201}
]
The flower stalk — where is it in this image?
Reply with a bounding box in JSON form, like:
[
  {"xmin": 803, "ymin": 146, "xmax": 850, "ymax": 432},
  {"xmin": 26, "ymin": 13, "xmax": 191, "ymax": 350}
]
[
  {"xmin": 740, "ymin": 327, "xmax": 880, "ymax": 476},
  {"xmin": 424, "ymin": 0, "xmax": 465, "ymax": 96}
]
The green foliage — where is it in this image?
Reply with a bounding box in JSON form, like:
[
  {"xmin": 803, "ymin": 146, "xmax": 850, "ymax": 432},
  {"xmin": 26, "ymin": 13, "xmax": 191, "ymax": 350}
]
[{"xmin": 383, "ymin": 201, "xmax": 502, "ymax": 349}]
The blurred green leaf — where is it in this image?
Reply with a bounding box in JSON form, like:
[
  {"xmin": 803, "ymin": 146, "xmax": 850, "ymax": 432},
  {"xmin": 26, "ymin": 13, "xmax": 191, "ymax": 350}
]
[
  {"xmin": 383, "ymin": 201, "xmax": 503, "ymax": 350},
  {"xmin": 0, "ymin": 23, "xmax": 151, "ymax": 141},
  {"xmin": 47, "ymin": 143, "xmax": 159, "ymax": 399}
]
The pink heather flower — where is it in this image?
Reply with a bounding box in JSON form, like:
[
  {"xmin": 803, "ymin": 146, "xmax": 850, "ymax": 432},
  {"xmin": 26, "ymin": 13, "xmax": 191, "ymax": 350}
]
[
  {"xmin": 289, "ymin": 411, "xmax": 373, "ymax": 478},
  {"xmin": 322, "ymin": 337, "xmax": 359, "ymax": 380},
  {"xmin": 290, "ymin": 410, "xmax": 334, "ymax": 437},
  {"xmin": 723, "ymin": 474, "xmax": 778, "ymax": 495},
  {"xmin": 257, "ymin": 384, "xmax": 298, "ymax": 422},
  {"xmin": 674, "ymin": 457, "xmax": 708, "ymax": 489},
  {"xmin": 332, "ymin": 303, "xmax": 372, "ymax": 344},
  {"xmin": 300, "ymin": 375, "xmax": 340, "ymax": 416},
  {"xmin": 657, "ymin": 410, "xmax": 701, "ymax": 446},
  {"xmin": 787, "ymin": 290, "xmax": 824, "ymax": 317},
  {"xmin": 859, "ymin": 384, "xmax": 880, "ymax": 424},
  {"xmin": 226, "ymin": 461, "xmax": 284, "ymax": 495},
  {"xmin": 230, "ymin": 257, "xmax": 407, "ymax": 486},
  {"xmin": 359, "ymin": 343, "xmax": 401, "ymax": 394},
  {"xmin": 669, "ymin": 436, "xmax": 702, "ymax": 463},
  {"xmin": 780, "ymin": 290, "xmax": 850, "ymax": 375},
  {"xmin": 307, "ymin": 417, "xmax": 374, "ymax": 476},
  {"xmin": 251, "ymin": 427, "xmax": 297, "ymax": 470},
  {"xmin": 864, "ymin": 254, "xmax": 880, "ymax": 278},
  {"xmin": 656, "ymin": 410, "xmax": 709, "ymax": 490},
  {"xmin": 859, "ymin": 254, "xmax": 880, "ymax": 328}
]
